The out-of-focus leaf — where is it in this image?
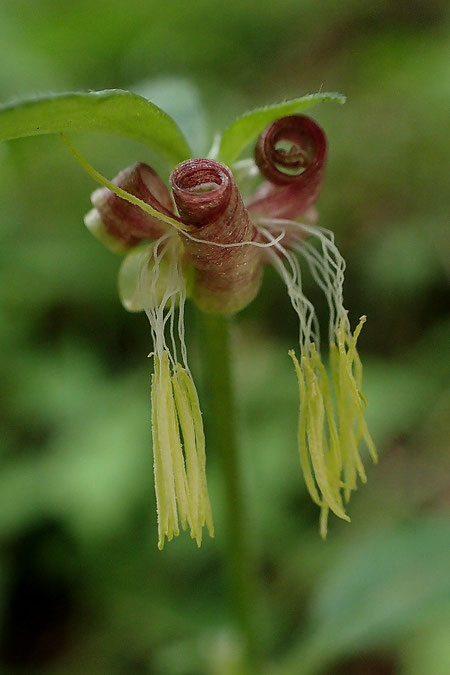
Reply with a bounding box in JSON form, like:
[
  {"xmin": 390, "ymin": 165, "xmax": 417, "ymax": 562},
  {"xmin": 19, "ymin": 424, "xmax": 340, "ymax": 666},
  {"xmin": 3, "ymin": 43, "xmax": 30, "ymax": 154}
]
[
  {"xmin": 0, "ymin": 90, "xmax": 191, "ymax": 164},
  {"xmin": 0, "ymin": 344, "xmax": 151, "ymax": 540},
  {"xmin": 217, "ymin": 92, "xmax": 345, "ymax": 166},
  {"xmin": 363, "ymin": 223, "xmax": 442, "ymax": 297},
  {"xmin": 363, "ymin": 320, "xmax": 450, "ymax": 443},
  {"xmin": 0, "ymin": 15, "xmax": 65, "ymax": 96},
  {"xmin": 277, "ymin": 518, "xmax": 450, "ymax": 674},
  {"xmin": 401, "ymin": 621, "xmax": 450, "ymax": 675}
]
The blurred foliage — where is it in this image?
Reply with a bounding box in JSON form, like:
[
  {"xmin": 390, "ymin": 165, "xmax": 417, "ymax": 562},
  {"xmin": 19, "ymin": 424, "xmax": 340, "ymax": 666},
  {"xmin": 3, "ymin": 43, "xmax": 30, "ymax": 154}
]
[{"xmin": 0, "ymin": 1, "xmax": 449, "ymax": 673}]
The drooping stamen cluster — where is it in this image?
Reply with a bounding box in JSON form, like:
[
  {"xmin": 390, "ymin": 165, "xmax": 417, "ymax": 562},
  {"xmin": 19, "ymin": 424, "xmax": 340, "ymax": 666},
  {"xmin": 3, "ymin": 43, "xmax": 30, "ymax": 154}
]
[
  {"xmin": 144, "ymin": 237, "xmax": 214, "ymax": 547},
  {"xmin": 118, "ymin": 235, "xmax": 214, "ymax": 548},
  {"xmin": 250, "ymin": 115, "xmax": 377, "ymax": 537},
  {"xmin": 171, "ymin": 159, "xmax": 263, "ymax": 314}
]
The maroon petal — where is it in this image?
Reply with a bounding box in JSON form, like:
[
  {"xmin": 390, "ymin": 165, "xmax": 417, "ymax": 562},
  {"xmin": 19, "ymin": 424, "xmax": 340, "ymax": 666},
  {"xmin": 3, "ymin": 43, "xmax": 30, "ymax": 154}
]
[
  {"xmin": 87, "ymin": 163, "xmax": 176, "ymax": 249},
  {"xmin": 171, "ymin": 159, "xmax": 263, "ymax": 314},
  {"xmin": 247, "ymin": 115, "xmax": 327, "ymax": 220}
]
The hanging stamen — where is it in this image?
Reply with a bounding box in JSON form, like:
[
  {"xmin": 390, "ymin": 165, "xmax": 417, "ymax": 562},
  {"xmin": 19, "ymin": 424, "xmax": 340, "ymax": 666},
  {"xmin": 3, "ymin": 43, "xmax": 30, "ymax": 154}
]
[
  {"xmin": 171, "ymin": 364, "xmax": 214, "ymax": 544},
  {"xmin": 260, "ymin": 219, "xmax": 377, "ymax": 538},
  {"xmin": 118, "ymin": 234, "xmax": 214, "ymax": 548}
]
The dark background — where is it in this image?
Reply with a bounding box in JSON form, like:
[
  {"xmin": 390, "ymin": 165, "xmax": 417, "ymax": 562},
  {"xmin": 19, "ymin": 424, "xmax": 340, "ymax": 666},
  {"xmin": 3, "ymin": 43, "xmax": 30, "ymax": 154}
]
[{"xmin": 0, "ymin": 1, "xmax": 449, "ymax": 673}]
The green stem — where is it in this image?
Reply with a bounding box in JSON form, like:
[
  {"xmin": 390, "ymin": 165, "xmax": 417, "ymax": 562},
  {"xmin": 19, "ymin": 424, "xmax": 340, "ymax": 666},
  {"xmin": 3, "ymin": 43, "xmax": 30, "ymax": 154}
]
[{"xmin": 198, "ymin": 312, "xmax": 259, "ymax": 672}]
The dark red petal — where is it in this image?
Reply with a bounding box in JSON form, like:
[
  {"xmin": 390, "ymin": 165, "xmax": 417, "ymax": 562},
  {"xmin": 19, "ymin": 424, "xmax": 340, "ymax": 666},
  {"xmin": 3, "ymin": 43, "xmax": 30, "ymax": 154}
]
[
  {"xmin": 247, "ymin": 115, "xmax": 327, "ymax": 220},
  {"xmin": 89, "ymin": 163, "xmax": 175, "ymax": 248},
  {"xmin": 170, "ymin": 159, "xmax": 263, "ymax": 314}
]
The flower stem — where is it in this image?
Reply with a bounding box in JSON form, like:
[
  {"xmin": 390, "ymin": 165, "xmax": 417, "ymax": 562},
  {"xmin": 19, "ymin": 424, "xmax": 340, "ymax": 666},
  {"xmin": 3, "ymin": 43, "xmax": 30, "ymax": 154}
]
[{"xmin": 198, "ymin": 312, "xmax": 259, "ymax": 672}]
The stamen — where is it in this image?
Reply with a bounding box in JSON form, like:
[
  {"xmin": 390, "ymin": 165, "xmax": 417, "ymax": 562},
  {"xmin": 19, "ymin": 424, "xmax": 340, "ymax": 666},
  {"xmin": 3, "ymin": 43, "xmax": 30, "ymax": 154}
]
[
  {"xmin": 172, "ymin": 365, "xmax": 214, "ymax": 544},
  {"xmin": 151, "ymin": 351, "xmax": 215, "ymax": 548},
  {"xmin": 262, "ymin": 219, "xmax": 377, "ymax": 537},
  {"xmin": 120, "ymin": 233, "xmax": 214, "ymax": 548}
]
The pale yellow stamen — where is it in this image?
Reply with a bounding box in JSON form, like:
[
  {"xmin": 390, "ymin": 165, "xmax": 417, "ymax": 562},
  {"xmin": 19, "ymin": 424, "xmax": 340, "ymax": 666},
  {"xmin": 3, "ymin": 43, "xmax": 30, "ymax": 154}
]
[
  {"xmin": 117, "ymin": 233, "xmax": 214, "ymax": 549},
  {"xmin": 290, "ymin": 317, "xmax": 377, "ymax": 538},
  {"xmin": 152, "ymin": 351, "xmax": 179, "ymax": 546},
  {"xmin": 151, "ymin": 351, "xmax": 214, "ymax": 549},
  {"xmin": 173, "ymin": 365, "xmax": 214, "ymax": 543}
]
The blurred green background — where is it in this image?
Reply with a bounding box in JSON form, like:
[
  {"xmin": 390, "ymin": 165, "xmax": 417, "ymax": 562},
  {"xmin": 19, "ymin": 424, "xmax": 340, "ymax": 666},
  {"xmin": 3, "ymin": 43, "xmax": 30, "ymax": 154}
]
[{"xmin": 0, "ymin": 1, "xmax": 449, "ymax": 673}]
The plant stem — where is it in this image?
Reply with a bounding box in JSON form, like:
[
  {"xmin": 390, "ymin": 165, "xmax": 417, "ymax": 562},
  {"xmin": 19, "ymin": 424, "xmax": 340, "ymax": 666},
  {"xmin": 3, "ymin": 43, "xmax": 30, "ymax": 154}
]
[{"xmin": 198, "ymin": 312, "xmax": 259, "ymax": 672}]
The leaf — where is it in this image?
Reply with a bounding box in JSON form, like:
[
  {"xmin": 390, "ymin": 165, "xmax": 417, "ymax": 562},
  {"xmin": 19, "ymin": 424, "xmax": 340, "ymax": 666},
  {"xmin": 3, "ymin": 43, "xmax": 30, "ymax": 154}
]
[
  {"xmin": 276, "ymin": 518, "xmax": 450, "ymax": 675},
  {"xmin": 0, "ymin": 89, "xmax": 192, "ymax": 164},
  {"xmin": 217, "ymin": 92, "xmax": 346, "ymax": 166}
]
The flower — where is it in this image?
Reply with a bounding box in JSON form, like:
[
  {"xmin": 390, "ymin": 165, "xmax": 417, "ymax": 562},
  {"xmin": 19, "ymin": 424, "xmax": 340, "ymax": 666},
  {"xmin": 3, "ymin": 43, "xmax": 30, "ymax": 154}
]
[{"xmin": 79, "ymin": 113, "xmax": 376, "ymax": 546}]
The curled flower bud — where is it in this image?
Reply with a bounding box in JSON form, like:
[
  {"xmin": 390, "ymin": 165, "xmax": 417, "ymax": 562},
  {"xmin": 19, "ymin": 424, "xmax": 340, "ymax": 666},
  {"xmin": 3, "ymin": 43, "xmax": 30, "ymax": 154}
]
[
  {"xmin": 248, "ymin": 115, "xmax": 327, "ymax": 221},
  {"xmin": 171, "ymin": 159, "xmax": 263, "ymax": 314},
  {"xmin": 85, "ymin": 162, "xmax": 175, "ymax": 253}
]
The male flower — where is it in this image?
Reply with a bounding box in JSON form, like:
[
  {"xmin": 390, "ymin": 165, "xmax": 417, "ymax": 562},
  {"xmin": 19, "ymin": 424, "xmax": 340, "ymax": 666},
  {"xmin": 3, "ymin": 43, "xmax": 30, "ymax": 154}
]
[{"xmin": 83, "ymin": 113, "xmax": 377, "ymax": 544}]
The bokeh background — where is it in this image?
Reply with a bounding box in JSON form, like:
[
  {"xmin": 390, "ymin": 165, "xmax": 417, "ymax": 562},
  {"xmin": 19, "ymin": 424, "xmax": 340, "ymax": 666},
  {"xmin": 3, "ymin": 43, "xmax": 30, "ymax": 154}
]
[{"xmin": 0, "ymin": 1, "xmax": 449, "ymax": 673}]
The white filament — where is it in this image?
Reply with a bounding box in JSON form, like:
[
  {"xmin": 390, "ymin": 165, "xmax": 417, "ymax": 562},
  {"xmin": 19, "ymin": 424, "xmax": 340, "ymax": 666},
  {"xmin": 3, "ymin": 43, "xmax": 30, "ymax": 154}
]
[
  {"xmin": 180, "ymin": 226, "xmax": 286, "ymax": 249},
  {"xmin": 139, "ymin": 233, "xmax": 188, "ymax": 369},
  {"xmin": 259, "ymin": 226, "xmax": 319, "ymax": 351},
  {"xmin": 258, "ymin": 217, "xmax": 349, "ymax": 343}
]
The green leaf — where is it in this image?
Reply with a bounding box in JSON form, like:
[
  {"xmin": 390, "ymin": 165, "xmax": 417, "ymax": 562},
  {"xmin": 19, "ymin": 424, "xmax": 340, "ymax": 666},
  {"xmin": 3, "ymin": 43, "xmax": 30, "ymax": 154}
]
[
  {"xmin": 217, "ymin": 92, "xmax": 346, "ymax": 166},
  {"xmin": 0, "ymin": 89, "xmax": 192, "ymax": 164},
  {"xmin": 276, "ymin": 518, "xmax": 450, "ymax": 675}
]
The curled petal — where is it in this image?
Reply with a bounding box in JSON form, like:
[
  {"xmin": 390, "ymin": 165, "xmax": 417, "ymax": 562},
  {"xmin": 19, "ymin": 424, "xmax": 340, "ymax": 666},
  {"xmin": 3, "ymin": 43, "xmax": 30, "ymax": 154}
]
[
  {"xmin": 248, "ymin": 115, "xmax": 327, "ymax": 220},
  {"xmin": 171, "ymin": 159, "xmax": 263, "ymax": 314},
  {"xmin": 85, "ymin": 162, "xmax": 175, "ymax": 252}
]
